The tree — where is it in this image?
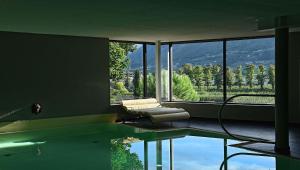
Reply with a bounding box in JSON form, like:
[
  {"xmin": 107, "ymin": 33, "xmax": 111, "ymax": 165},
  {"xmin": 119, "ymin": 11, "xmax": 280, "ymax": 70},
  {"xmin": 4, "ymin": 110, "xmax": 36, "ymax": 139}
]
[
  {"xmin": 268, "ymin": 64, "xmax": 275, "ymax": 90},
  {"xmin": 245, "ymin": 64, "xmax": 255, "ymax": 88},
  {"xmin": 124, "ymin": 71, "xmax": 130, "ymax": 90},
  {"xmin": 256, "ymin": 64, "xmax": 266, "ymax": 90},
  {"xmin": 133, "ymin": 70, "xmax": 143, "ymax": 97},
  {"xmin": 191, "ymin": 65, "xmax": 204, "ymax": 90},
  {"xmin": 179, "ymin": 63, "xmax": 193, "ymax": 78},
  {"xmin": 203, "ymin": 66, "xmax": 213, "ymax": 90},
  {"xmin": 147, "ymin": 73, "xmax": 156, "ymax": 97},
  {"xmin": 118, "ymin": 43, "xmax": 137, "ymax": 55},
  {"xmin": 109, "ymin": 42, "xmax": 130, "ymax": 81},
  {"xmin": 173, "ymin": 73, "xmax": 199, "ymax": 101},
  {"xmin": 234, "ymin": 65, "xmax": 243, "ymax": 88},
  {"xmin": 212, "ymin": 64, "xmax": 223, "ymax": 90},
  {"xmin": 226, "ymin": 67, "xmax": 235, "ymax": 90},
  {"xmin": 110, "ymin": 81, "xmax": 130, "ymax": 103}
]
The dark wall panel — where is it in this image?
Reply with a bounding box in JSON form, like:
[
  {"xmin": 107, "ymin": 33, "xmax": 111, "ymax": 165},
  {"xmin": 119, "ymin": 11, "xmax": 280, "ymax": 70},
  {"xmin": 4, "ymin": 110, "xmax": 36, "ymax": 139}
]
[{"xmin": 0, "ymin": 31, "xmax": 109, "ymax": 121}]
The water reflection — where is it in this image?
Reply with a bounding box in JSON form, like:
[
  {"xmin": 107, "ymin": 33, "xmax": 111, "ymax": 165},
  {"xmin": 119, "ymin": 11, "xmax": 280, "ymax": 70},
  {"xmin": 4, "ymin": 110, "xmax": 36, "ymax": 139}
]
[
  {"xmin": 220, "ymin": 152, "xmax": 274, "ymax": 170},
  {"xmin": 111, "ymin": 138, "xmax": 143, "ymax": 170},
  {"xmin": 113, "ymin": 136, "xmax": 280, "ymax": 170},
  {"xmin": 0, "ymin": 123, "xmax": 298, "ymax": 170}
]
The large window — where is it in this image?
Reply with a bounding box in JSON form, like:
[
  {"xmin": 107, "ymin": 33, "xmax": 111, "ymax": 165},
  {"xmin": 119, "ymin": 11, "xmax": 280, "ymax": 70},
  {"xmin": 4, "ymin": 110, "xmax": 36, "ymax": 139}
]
[
  {"xmin": 109, "ymin": 42, "xmax": 144, "ymax": 104},
  {"xmin": 172, "ymin": 42, "xmax": 223, "ymax": 102},
  {"xmin": 227, "ymin": 38, "xmax": 275, "ymax": 104},
  {"xmin": 109, "ymin": 36, "xmax": 275, "ymax": 105}
]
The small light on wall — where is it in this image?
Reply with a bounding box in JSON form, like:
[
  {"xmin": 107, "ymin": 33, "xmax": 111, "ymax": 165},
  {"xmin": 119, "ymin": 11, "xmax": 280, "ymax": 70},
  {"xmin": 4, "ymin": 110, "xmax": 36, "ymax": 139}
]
[{"xmin": 31, "ymin": 103, "xmax": 42, "ymax": 114}]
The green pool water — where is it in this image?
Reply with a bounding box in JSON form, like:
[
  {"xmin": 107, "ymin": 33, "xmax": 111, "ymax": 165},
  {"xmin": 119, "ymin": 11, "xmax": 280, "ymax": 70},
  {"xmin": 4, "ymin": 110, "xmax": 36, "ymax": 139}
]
[{"xmin": 0, "ymin": 122, "xmax": 299, "ymax": 170}]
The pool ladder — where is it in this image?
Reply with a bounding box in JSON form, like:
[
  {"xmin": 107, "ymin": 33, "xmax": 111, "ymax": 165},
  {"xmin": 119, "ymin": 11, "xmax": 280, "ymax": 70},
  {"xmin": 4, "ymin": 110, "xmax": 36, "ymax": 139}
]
[{"xmin": 218, "ymin": 94, "xmax": 275, "ymax": 144}]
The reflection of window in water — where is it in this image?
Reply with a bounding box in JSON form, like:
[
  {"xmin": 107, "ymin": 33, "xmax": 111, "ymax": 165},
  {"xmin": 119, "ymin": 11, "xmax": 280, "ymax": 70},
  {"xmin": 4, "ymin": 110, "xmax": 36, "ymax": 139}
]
[
  {"xmin": 111, "ymin": 136, "xmax": 276, "ymax": 170},
  {"xmin": 111, "ymin": 138, "xmax": 144, "ymax": 170}
]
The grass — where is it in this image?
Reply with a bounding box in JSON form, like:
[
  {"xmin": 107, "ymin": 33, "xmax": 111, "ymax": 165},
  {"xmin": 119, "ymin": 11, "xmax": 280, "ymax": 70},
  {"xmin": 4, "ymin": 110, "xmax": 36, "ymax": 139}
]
[
  {"xmin": 194, "ymin": 85, "xmax": 275, "ymax": 104},
  {"xmin": 111, "ymin": 84, "xmax": 275, "ymax": 105}
]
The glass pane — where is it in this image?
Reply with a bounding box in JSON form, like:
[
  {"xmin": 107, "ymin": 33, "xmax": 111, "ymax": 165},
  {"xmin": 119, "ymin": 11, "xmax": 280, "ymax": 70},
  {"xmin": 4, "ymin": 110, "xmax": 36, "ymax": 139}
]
[
  {"xmin": 147, "ymin": 44, "xmax": 156, "ymax": 98},
  {"xmin": 109, "ymin": 42, "xmax": 143, "ymax": 104},
  {"xmin": 172, "ymin": 42, "xmax": 223, "ymax": 102},
  {"xmin": 161, "ymin": 45, "xmax": 170, "ymax": 101},
  {"xmin": 226, "ymin": 38, "xmax": 275, "ymax": 104}
]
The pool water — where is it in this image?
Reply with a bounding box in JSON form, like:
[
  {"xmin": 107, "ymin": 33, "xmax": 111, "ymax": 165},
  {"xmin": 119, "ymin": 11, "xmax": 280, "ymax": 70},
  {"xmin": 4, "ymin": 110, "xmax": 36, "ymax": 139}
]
[{"xmin": 0, "ymin": 122, "xmax": 299, "ymax": 170}]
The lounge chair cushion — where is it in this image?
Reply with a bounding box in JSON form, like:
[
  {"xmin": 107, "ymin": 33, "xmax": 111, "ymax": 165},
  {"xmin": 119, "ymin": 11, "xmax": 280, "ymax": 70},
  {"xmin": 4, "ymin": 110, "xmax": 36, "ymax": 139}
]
[
  {"xmin": 122, "ymin": 98, "xmax": 160, "ymax": 110},
  {"xmin": 134, "ymin": 107, "xmax": 186, "ymax": 115},
  {"xmin": 121, "ymin": 98, "xmax": 190, "ymax": 122},
  {"xmin": 150, "ymin": 112, "xmax": 190, "ymax": 123}
]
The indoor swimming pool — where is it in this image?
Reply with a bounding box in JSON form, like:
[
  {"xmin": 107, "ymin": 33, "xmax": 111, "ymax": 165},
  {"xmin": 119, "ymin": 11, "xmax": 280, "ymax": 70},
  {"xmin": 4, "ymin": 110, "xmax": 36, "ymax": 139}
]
[{"xmin": 0, "ymin": 122, "xmax": 299, "ymax": 170}]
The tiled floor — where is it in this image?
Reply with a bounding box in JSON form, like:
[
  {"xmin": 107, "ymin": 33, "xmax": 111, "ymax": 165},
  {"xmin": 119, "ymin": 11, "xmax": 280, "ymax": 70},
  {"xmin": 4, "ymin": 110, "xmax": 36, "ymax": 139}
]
[{"xmin": 126, "ymin": 118, "xmax": 300, "ymax": 158}]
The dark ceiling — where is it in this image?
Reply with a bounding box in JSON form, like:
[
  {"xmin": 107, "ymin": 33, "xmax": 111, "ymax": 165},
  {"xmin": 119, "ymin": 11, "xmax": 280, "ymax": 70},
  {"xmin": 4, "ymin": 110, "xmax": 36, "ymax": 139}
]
[{"xmin": 0, "ymin": 0, "xmax": 300, "ymax": 42}]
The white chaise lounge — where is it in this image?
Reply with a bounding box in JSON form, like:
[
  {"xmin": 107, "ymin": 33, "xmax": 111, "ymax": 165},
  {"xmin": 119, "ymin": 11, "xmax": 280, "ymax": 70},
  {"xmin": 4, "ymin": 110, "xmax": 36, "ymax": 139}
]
[{"xmin": 121, "ymin": 98, "xmax": 190, "ymax": 123}]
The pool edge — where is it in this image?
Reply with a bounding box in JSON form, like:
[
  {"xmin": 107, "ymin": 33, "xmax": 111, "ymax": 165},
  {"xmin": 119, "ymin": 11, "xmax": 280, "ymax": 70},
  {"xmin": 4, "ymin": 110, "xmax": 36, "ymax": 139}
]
[{"xmin": 0, "ymin": 113, "xmax": 117, "ymax": 134}]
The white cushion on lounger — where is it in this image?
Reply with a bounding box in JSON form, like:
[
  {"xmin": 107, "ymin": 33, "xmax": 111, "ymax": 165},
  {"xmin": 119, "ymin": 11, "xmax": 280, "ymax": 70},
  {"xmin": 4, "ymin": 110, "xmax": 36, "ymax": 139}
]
[
  {"xmin": 125, "ymin": 103, "xmax": 161, "ymax": 110},
  {"xmin": 121, "ymin": 98, "xmax": 190, "ymax": 123},
  {"xmin": 122, "ymin": 98, "xmax": 160, "ymax": 110},
  {"xmin": 149, "ymin": 112, "xmax": 190, "ymax": 123},
  {"xmin": 137, "ymin": 107, "xmax": 186, "ymax": 115},
  {"xmin": 121, "ymin": 98, "xmax": 158, "ymax": 106}
]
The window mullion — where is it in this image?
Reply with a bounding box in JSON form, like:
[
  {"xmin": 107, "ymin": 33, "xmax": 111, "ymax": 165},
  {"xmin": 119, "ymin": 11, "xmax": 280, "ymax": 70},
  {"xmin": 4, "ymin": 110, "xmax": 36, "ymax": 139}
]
[{"xmin": 223, "ymin": 40, "xmax": 227, "ymax": 101}]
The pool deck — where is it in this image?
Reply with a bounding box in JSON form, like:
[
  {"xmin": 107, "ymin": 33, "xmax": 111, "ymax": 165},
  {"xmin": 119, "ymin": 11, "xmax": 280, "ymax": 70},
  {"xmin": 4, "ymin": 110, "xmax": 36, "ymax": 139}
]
[{"xmin": 126, "ymin": 118, "xmax": 300, "ymax": 159}]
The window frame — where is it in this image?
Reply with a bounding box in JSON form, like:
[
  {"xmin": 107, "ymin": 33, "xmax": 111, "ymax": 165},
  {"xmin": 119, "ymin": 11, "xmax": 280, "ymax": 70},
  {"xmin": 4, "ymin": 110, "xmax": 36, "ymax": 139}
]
[
  {"xmin": 165, "ymin": 35, "xmax": 275, "ymax": 104},
  {"xmin": 109, "ymin": 40, "xmax": 153, "ymax": 104},
  {"xmin": 109, "ymin": 35, "xmax": 275, "ymax": 105}
]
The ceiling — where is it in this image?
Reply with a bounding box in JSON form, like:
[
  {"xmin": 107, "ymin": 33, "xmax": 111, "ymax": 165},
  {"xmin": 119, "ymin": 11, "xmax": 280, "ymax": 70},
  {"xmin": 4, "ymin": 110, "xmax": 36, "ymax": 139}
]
[{"xmin": 0, "ymin": 0, "xmax": 300, "ymax": 42}]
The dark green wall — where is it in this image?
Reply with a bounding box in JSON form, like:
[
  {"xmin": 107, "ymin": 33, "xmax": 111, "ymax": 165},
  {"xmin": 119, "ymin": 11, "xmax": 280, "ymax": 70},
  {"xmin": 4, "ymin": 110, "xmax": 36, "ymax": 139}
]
[
  {"xmin": 289, "ymin": 31, "xmax": 300, "ymax": 124},
  {"xmin": 162, "ymin": 102, "xmax": 275, "ymax": 122},
  {"xmin": 0, "ymin": 31, "xmax": 109, "ymax": 121}
]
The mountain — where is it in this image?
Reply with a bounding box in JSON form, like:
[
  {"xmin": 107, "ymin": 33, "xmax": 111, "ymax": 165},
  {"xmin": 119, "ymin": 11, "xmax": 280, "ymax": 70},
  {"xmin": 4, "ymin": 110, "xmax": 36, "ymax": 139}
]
[{"xmin": 128, "ymin": 38, "xmax": 275, "ymax": 71}]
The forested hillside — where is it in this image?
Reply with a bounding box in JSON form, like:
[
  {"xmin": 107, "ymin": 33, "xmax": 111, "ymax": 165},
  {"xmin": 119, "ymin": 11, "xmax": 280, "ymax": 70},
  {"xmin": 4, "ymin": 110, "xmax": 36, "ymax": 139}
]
[{"xmin": 128, "ymin": 38, "xmax": 274, "ymax": 71}]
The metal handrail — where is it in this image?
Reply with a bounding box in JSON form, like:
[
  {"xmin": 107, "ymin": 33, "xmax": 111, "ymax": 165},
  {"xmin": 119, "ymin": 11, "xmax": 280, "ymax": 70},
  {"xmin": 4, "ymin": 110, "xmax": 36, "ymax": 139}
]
[{"xmin": 218, "ymin": 94, "xmax": 275, "ymax": 143}]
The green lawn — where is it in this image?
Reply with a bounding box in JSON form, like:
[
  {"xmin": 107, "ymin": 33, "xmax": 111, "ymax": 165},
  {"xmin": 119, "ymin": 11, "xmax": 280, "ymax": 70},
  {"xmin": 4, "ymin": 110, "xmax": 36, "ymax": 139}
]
[
  {"xmin": 111, "ymin": 84, "xmax": 275, "ymax": 104},
  {"xmin": 195, "ymin": 85, "xmax": 275, "ymax": 104}
]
